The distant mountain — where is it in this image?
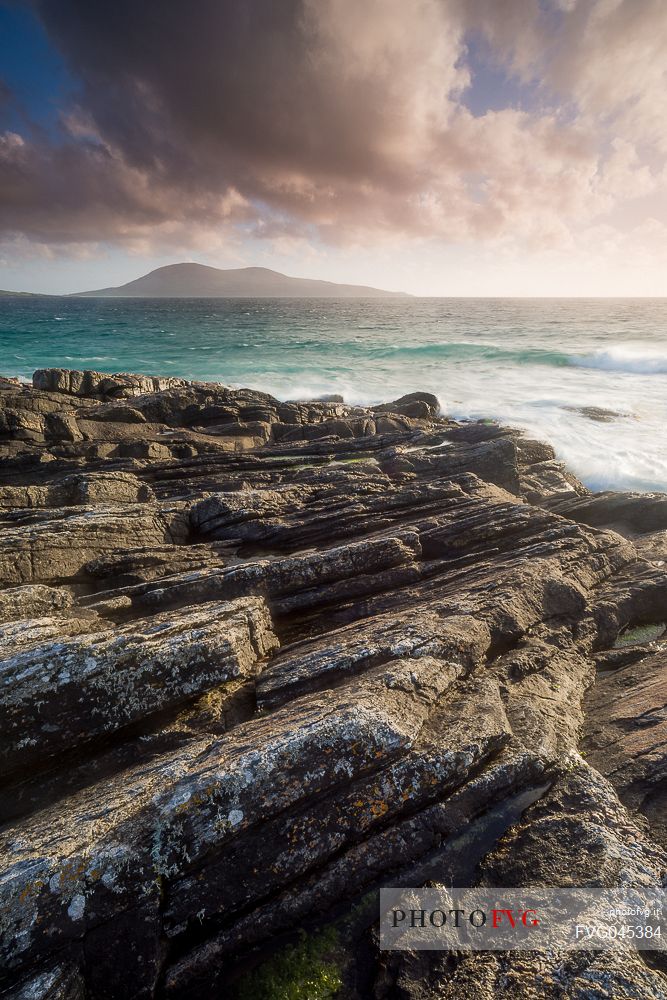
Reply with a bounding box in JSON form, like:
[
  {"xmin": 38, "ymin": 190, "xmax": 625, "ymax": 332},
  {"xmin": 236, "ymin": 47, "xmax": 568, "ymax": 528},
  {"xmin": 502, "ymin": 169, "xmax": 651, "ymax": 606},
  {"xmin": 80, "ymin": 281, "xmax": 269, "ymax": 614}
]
[
  {"xmin": 0, "ymin": 289, "xmax": 48, "ymax": 297},
  {"xmin": 73, "ymin": 263, "xmax": 408, "ymax": 298}
]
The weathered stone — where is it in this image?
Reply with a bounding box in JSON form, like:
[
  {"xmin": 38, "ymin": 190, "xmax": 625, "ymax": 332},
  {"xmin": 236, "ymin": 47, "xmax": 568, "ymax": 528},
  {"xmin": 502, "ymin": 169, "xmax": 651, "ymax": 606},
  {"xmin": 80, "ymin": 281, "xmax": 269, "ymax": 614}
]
[
  {"xmin": 372, "ymin": 767, "xmax": 667, "ymax": 1000},
  {"xmin": 85, "ymin": 531, "xmax": 421, "ymax": 620},
  {"xmin": 4, "ymin": 964, "xmax": 85, "ymax": 1000},
  {"xmin": 566, "ymin": 403, "xmax": 630, "ymax": 422},
  {"xmin": 32, "ymin": 369, "xmax": 189, "ymax": 400},
  {"xmin": 44, "ymin": 413, "xmax": 83, "ymax": 443},
  {"xmin": 0, "ymin": 407, "xmax": 46, "ymax": 442},
  {"xmin": 372, "ymin": 390, "xmax": 440, "ymax": 419},
  {"xmin": 592, "ymin": 561, "xmax": 667, "ymax": 646},
  {"xmin": 1, "ymin": 658, "xmax": 463, "ymax": 979},
  {"xmin": 0, "ymin": 614, "xmax": 106, "ymax": 658},
  {"xmin": 520, "ymin": 459, "xmax": 587, "ymax": 503},
  {"xmin": 83, "ymin": 543, "xmax": 229, "ymax": 588},
  {"xmin": 515, "ymin": 436, "xmax": 557, "ymax": 464},
  {"xmin": 257, "ymin": 612, "xmax": 490, "ymax": 708},
  {"xmin": 189, "ymin": 472, "xmax": 512, "ymax": 551},
  {"xmin": 583, "ymin": 645, "xmax": 667, "ymax": 847},
  {"xmin": 78, "ymin": 404, "xmax": 147, "ymax": 424},
  {"xmin": 547, "ymin": 490, "xmax": 667, "ymax": 536},
  {"xmin": 374, "ymin": 413, "xmax": 417, "ymax": 435},
  {"xmin": 164, "ymin": 755, "xmax": 554, "ymax": 997},
  {"xmin": 0, "ymin": 597, "xmax": 276, "ymax": 776},
  {"xmin": 384, "ymin": 436, "xmax": 522, "ymax": 492},
  {"xmin": 0, "ymin": 504, "xmax": 187, "ymax": 585},
  {"xmin": 196, "ymin": 419, "xmax": 272, "ymax": 443},
  {"xmin": 0, "ymin": 472, "xmax": 154, "ymax": 510},
  {"xmin": 162, "ymin": 669, "xmax": 513, "ymax": 971},
  {"xmin": 481, "ymin": 763, "xmax": 666, "ymax": 888},
  {"xmin": 0, "ymin": 585, "xmax": 74, "ymax": 623}
]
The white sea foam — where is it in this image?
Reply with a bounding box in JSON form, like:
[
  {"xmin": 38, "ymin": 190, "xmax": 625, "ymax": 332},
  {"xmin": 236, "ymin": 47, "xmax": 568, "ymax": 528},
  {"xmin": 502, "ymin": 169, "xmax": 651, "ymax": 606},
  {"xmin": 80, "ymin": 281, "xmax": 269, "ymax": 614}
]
[{"xmin": 573, "ymin": 344, "xmax": 667, "ymax": 375}]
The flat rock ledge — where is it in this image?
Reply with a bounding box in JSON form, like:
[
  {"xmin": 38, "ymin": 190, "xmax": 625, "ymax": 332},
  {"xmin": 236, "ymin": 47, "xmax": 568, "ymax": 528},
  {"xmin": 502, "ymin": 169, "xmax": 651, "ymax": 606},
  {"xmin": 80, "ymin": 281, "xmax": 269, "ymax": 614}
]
[{"xmin": 0, "ymin": 369, "xmax": 665, "ymax": 1000}]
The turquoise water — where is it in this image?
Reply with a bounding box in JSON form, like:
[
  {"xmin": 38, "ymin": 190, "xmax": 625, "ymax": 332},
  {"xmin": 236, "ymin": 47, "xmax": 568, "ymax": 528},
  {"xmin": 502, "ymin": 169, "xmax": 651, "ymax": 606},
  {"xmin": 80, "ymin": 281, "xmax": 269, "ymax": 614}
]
[{"xmin": 2, "ymin": 296, "xmax": 667, "ymax": 492}]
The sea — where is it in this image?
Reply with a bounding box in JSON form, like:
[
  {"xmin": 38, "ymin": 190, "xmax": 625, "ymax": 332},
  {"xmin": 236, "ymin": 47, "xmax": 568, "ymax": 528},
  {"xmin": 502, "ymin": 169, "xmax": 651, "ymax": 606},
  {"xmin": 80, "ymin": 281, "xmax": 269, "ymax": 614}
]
[{"xmin": 1, "ymin": 296, "xmax": 666, "ymax": 493}]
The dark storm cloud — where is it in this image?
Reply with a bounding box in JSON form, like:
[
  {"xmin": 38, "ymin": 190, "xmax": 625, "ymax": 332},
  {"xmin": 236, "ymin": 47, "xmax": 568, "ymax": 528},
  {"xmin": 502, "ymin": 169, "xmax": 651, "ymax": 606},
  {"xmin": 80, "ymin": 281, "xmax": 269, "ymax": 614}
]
[
  {"xmin": 1, "ymin": 0, "xmax": 665, "ymax": 253},
  {"xmin": 1, "ymin": 0, "xmax": 464, "ymax": 246},
  {"xmin": 36, "ymin": 0, "xmax": 394, "ymax": 180}
]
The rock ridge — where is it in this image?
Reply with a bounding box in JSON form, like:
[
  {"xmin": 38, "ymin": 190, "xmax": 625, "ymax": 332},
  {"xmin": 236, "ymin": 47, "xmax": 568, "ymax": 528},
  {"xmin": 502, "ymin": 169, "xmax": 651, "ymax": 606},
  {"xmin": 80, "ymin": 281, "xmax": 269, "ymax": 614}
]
[{"xmin": 0, "ymin": 368, "xmax": 664, "ymax": 999}]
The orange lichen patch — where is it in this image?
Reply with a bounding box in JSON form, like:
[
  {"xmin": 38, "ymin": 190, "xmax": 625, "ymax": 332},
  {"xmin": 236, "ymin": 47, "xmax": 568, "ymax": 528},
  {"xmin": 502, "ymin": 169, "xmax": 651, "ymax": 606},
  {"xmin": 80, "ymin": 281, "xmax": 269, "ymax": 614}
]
[
  {"xmin": 174, "ymin": 784, "xmax": 217, "ymax": 815},
  {"xmin": 18, "ymin": 878, "xmax": 46, "ymax": 904},
  {"xmin": 60, "ymin": 859, "xmax": 87, "ymax": 885}
]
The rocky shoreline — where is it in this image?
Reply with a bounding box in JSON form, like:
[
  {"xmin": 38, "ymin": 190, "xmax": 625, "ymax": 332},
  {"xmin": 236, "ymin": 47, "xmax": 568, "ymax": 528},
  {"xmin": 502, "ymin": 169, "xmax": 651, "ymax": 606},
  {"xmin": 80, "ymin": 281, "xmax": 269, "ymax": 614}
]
[{"xmin": 0, "ymin": 368, "xmax": 665, "ymax": 999}]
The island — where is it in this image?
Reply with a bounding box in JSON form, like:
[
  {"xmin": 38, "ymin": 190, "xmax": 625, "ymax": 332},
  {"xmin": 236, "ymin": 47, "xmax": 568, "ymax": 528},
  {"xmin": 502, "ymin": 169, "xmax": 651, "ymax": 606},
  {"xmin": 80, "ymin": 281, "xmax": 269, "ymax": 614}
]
[{"xmin": 72, "ymin": 263, "xmax": 409, "ymax": 298}]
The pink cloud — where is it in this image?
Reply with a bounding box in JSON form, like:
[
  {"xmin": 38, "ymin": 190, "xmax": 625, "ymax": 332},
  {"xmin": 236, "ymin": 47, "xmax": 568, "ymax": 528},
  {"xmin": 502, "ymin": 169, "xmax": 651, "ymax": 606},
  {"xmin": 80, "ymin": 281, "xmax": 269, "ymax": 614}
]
[{"xmin": 0, "ymin": 0, "xmax": 664, "ymax": 261}]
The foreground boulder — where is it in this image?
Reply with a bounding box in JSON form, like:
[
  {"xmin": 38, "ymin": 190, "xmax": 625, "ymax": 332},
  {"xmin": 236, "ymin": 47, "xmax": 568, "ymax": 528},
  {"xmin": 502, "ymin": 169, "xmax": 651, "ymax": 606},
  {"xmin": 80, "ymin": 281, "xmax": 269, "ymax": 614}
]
[{"xmin": 0, "ymin": 369, "xmax": 664, "ymax": 999}]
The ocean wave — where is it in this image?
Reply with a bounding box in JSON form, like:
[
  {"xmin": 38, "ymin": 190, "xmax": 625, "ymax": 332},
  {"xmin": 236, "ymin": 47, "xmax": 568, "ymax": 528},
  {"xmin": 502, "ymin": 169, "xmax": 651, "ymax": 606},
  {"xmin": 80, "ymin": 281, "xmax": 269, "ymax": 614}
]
[
  {"xmin": 374, "ymin": 342, "xmax": 571, "ymax": 366},
  {"xmin": 571, "ymin": 345, "xmax": 667, "ymax": 374},
  {"xmin": 378, "ymin": 340, "xmax": 667, "ymax": 376}
]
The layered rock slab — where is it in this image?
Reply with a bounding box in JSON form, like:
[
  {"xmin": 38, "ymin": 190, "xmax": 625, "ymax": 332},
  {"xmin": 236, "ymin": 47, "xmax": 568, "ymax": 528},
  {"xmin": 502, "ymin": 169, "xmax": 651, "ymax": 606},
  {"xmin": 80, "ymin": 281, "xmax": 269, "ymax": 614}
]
[
  {"xmin": 377, "ymin": 767, "xmax": 667, "ymax": 1000},
  {"xmin": 0, "ymin": 597, "xmax": 277, "ymax": 776},
  {"xmin": 1, "ymin": 657, "xmax": 476, "ymax": 986},
  {"xmin": 583, "ymin": 645, "xmax": 667, "ymax": 847},
  {"xmin": 0, "ymin": 504, "xmax": 188, "ymax": 586}
]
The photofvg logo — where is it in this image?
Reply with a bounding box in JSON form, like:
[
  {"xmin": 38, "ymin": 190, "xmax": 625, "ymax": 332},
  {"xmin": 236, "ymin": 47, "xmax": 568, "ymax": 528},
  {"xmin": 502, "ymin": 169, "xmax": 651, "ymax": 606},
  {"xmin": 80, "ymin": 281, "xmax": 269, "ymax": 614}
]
[{"xmin": 380, "ymin": 888, "xmax": 666, "ymax": 951}]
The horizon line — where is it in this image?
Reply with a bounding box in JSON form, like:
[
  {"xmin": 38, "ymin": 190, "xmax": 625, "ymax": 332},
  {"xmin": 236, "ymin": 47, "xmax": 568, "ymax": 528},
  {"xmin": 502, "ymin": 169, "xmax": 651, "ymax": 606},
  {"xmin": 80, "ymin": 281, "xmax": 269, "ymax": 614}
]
[{"xmin": 3, "ymin": 292, "xmax": 667, "ymax": 300}]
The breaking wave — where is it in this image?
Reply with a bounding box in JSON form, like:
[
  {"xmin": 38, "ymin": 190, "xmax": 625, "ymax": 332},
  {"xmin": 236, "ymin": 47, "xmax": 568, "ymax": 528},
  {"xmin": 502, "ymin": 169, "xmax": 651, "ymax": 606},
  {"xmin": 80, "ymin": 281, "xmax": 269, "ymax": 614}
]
[{"xmin": 572, "ymin": 345, "xmax": 667, "ymax": 375}]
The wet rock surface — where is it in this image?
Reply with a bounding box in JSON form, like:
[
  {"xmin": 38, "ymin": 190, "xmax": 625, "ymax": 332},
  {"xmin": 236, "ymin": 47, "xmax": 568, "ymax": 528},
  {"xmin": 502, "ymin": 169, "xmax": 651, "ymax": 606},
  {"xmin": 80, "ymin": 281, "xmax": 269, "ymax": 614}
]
[{"xmin": 0, "ymin": 369, "xmax": 664, "ymax": 999}]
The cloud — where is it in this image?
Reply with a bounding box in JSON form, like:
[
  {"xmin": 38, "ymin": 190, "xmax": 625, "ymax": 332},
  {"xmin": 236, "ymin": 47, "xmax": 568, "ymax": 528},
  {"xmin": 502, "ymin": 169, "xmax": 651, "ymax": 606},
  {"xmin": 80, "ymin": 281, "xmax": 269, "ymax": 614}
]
[{"xmin": 0, "ymin": 0, "xmax": 665, "ymax": 259}]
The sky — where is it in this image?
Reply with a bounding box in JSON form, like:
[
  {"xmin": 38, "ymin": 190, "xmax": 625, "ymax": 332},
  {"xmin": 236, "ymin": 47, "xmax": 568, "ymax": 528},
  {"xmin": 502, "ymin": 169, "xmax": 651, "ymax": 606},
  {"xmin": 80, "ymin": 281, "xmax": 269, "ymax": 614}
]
[{"xmin": 0, "ymin": 0, "xmax": 666, "ymax": 296}]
